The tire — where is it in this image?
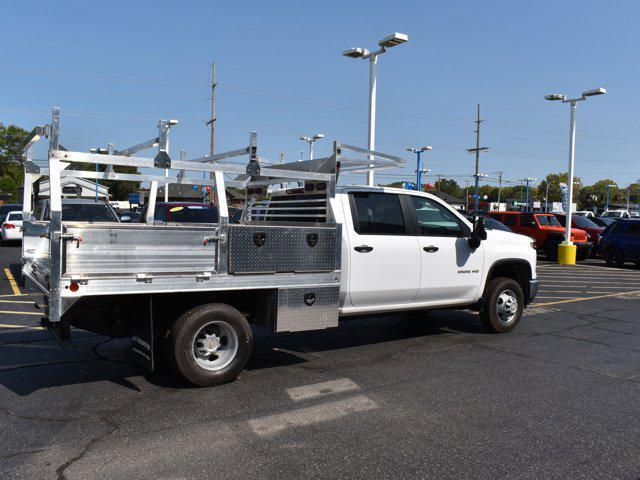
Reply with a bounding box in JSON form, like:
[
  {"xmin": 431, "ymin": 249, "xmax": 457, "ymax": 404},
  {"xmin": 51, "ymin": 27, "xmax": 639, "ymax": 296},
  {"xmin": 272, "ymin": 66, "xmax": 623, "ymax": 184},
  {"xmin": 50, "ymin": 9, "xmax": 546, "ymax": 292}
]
[
  {"xmin": 576, "ymin": 248, "xmax": 590, "ymax": 261},
  {"xmin": 544, "ymin": 239, "xmax": 559, "ymax": 262},
  {"xmin": 480, "ymin": 277, "xmax": 524, "ymax": 333},
  {"xmin": 604, "ymin": 247, "xmax": 624, "ymax": 268},
  {"xmin": 167, "ymin": 303, "xmax": 252, "ymax": 387}
]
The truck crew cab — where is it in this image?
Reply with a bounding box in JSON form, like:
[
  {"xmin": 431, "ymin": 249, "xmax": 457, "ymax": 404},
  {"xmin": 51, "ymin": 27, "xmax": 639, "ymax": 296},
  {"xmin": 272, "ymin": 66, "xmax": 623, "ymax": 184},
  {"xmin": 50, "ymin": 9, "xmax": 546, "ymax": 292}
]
[{"xmin": 21, "ymin": 111, "xmax": 538, "ymax": 387}]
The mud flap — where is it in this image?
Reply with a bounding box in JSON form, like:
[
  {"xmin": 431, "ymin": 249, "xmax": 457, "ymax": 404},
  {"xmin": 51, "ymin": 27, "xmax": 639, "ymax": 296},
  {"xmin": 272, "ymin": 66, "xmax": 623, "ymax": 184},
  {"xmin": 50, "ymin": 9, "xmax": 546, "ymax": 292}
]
[{"xmin": 131, "ymin": 297, "xmax": 155, "ymax": 371}]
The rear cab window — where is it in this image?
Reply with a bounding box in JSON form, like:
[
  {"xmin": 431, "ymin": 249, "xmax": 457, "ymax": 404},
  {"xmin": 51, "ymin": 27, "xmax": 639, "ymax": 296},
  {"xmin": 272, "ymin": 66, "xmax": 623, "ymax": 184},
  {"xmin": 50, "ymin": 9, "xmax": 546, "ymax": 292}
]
[
  {"xmin": 167, "ymin": 205, "xmax": 219, "ymax": 223},
  {"xmin": 349, "ymin": 192, "xmax": 407, "ymax": 235},
  {"xmin": 503, "ymin": 215, "xmax": 518, "ymax": 227}
]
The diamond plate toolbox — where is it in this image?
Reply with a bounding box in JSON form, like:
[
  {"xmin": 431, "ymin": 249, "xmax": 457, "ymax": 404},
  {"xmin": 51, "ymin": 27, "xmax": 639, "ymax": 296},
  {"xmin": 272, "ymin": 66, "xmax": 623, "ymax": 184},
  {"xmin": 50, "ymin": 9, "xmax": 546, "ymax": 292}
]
[
  {"xmin": 276, "ymin": 286, "xmax": 340, "ymax": 332},
  {"xmin": 227, "ymin": 224, "xmax": 338, "ymax": 274}
]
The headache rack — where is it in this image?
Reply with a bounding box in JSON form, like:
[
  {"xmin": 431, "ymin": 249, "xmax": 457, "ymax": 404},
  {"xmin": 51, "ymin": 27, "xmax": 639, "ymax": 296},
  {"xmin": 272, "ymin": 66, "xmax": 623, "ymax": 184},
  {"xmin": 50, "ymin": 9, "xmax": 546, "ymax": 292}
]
[{"xmin": 20, "ymin": 107, "xmax": 405, "ymax": 326}]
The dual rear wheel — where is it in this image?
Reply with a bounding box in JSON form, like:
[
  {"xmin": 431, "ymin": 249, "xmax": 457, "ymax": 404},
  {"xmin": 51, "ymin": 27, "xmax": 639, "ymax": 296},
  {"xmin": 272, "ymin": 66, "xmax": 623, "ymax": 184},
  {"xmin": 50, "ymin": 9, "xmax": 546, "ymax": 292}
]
[{"xmin": 167, "ymin": 303, "xmax": 252, "ymax": 387}]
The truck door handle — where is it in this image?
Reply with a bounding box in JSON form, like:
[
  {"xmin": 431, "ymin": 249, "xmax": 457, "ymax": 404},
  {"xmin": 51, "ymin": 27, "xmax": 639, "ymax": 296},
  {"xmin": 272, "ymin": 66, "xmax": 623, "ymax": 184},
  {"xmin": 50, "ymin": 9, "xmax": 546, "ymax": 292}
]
[
  {"xmin": 423, "ymin": 245, "xmax": 439, "ymax": 253},
  {"xmin": 354, "ymin": 245, "xmax": 373, "ymax": 253}
]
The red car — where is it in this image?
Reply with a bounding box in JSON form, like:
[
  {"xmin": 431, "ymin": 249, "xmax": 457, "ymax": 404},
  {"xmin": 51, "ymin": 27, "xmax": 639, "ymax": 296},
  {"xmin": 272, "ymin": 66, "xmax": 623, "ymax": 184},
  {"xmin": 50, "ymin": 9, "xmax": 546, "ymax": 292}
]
[{"xmin": 553, "ymin": 213, "xmax": 604, "ymax": 256}]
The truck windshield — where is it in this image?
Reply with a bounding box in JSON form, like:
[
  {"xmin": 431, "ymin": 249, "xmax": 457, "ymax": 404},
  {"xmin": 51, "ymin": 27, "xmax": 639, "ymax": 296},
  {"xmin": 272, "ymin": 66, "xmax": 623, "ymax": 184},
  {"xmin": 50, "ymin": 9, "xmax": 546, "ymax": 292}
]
[
  {"xmin": 536, "ymin": 215, "xmax": 561, "ymax": 227},
  {"xmin": 62, "ymin": 204, "xmax": 119, "ymax": 222},
  {"xmin": 167, "ymin": 205, "xmax": 219, "ymax": 223}
]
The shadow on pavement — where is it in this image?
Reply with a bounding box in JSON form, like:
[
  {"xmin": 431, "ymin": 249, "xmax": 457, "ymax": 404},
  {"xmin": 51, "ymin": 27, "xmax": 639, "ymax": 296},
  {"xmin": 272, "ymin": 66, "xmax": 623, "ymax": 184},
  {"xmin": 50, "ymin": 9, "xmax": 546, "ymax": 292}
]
[{"xmin": 0, "ymin": 308, "xmax": 486, "ymax": 394}]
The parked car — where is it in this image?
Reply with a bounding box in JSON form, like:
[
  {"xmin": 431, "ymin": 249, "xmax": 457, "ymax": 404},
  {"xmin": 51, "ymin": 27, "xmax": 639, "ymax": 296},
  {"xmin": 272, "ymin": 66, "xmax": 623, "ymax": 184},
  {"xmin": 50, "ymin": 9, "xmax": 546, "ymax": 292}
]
[
  {"xmin": 467, "ymin": 214, "xmax": 513, "ymax": 233},
  {"xmin": 553, "ymin": 213, "xmax": 604, "ymax": 256},
  {"xmin": 574, "ymin": 210, "xmax": 595, "ymax": 218},
  {"xmin": 600, "ymin": 219, "xmax": 640, "ymax": 267},
  {"xmin": 139, "ymin": 202, "xmax": 219, "ymax": 223},
  {"xmin": 591, "ymin": 216, "xmax": 617, "ymax": 228},
  {"xmin": 1, "ymin": 211, "xmax": 23, "ymax": 244},
  {"xmin": 630, "ymin": 212, "xmax": 640, "ymax": 218},
  {"xmin": 488, "ymin": 211, "xmax": 590, "ymax": 261},
  {"xmin": 34, "ymin": 198, "xmax": 121, "ymax": 222},
  {"xmin": 601, "ymin": 209, "xmax": 630, "ymax": 219}
]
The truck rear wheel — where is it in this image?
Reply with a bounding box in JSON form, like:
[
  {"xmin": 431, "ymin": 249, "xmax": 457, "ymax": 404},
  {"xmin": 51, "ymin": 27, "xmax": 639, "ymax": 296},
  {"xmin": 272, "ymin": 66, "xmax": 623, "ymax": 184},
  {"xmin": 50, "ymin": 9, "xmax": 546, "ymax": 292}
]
[
  {"xmin": 480, "ymin": 277, "xmax": 524, "ymax": 333},
  {"xmin": 168, "ymin": 303, "xmax": 252, "ymax": 387}
]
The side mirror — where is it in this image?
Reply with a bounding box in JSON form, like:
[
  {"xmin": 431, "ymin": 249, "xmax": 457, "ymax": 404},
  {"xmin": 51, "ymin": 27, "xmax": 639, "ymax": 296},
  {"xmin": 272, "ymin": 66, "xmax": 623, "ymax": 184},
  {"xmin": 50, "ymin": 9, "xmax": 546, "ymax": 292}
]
[
  {"xmin": 120, "ymin": 215, "xmax": 131, "ymax": 223},
  {"xmin": 468, "ymin": 215, "xmax": 487, "ymax": 249}
]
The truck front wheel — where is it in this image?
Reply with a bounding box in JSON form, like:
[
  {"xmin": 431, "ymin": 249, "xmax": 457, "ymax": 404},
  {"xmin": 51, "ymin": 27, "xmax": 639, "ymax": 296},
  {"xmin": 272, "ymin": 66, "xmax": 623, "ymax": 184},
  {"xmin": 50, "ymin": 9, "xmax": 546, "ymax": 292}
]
[
  {"xmin": 480, "ymin": 277, "xmax": 524, "ymax": 333},
  {"xmin": 168, "ymin": 303, "xmax": 253, "ymax": 387}
]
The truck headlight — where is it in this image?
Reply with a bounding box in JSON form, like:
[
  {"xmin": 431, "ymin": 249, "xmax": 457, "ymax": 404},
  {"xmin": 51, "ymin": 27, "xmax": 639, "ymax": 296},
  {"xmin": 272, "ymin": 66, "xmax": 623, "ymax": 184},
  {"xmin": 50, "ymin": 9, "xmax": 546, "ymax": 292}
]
[{"xmin": 530, "ymin": 240, "xmax": 536, "ymax": 249}]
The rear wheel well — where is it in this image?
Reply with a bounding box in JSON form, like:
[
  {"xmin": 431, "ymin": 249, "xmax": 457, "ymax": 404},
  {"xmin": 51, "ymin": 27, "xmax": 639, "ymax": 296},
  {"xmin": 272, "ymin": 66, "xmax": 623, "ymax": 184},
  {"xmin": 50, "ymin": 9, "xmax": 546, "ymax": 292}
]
[{"xmin": 484, "ymin": 260, "xmax": 531, "ymax": 301}]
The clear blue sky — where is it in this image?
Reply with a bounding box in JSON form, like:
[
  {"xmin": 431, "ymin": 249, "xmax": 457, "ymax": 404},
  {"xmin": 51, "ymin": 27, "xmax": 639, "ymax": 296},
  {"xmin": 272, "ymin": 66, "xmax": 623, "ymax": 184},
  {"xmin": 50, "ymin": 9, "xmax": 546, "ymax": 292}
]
[{"xmin": 2, "ymin": 0, "xmax": 639, "ymax": 188}]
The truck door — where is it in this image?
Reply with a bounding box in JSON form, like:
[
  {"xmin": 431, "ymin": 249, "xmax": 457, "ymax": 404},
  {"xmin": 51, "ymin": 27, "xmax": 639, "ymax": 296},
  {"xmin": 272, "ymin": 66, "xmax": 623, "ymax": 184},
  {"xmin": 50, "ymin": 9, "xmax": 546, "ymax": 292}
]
[
  {"xmin": 407, "ymin": 195, "xmax": 483, "ymax": 303},
  {"xmin": 344, "ymin": 191, "xmax": 420, "ymax": 307}
]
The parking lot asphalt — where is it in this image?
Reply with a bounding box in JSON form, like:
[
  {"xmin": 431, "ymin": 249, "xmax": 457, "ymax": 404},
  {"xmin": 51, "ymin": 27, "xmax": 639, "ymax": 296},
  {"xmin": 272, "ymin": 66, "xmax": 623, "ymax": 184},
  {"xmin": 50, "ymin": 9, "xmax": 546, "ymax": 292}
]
[{"xmin": 1, "ymin": 244, "xmax": 640, "ymax": 480}]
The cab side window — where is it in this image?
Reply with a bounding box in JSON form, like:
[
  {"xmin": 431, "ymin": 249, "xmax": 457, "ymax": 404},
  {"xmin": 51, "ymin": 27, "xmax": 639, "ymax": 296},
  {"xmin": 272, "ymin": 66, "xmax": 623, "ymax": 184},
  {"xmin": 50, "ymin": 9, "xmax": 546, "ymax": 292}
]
[
  {"xmin": 503, "ymin": 215, "xmax": 517, "ymax": 227},
  {"xmin": 520, "ymin": 214, "xmax": 536, "ymax": 227},
  {"xmin": 626, "ymin": 223, "xmax": 640, "ymax": 235},
  {"xmin": 410, "ymin": 196, "xmax": 464, "ymax": 237},
  {"xmin": 350, "ymin": 192, "xmax": 407, "ymax": 235}
]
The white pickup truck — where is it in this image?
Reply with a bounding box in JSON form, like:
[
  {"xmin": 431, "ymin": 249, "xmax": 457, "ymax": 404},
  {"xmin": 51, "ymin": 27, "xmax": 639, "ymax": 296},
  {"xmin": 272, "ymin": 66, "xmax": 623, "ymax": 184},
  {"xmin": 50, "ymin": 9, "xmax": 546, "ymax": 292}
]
[{"xmin": 21, "ymin": 114, "xmax": 537, "ymax": 387}]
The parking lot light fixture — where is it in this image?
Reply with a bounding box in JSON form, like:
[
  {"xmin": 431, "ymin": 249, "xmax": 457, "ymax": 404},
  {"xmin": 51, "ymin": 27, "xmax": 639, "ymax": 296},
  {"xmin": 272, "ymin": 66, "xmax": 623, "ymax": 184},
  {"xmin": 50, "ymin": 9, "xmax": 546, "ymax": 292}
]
[
  {"xmin": 343, "ymin": 33, "xmax": 409, "ymax": 186},
  {"xmin": 544, "ymin": 87, "xmax": 606, "ymax": 264},
  {"xmin": 299, "ymin": 133, "xmax": 324, "ymax": 160},
  {"xmin": 407, "ymin": 146, "xmax": 432, "ymax": 190}
]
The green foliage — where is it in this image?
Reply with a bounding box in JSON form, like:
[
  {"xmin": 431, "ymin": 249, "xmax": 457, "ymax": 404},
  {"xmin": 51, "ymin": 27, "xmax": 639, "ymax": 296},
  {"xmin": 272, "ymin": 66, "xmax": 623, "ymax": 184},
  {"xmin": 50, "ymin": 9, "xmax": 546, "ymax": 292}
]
[
  {"xmin": 0, "ymin": 123, "xmax": 30, "ymax": 199},
  {"xmin": 433, "ymin": 178, "xmax": 461, "ymax": 197},
  {"xmin": 69, "ymin": 161, "xmax": 140, "ymax": 200}
]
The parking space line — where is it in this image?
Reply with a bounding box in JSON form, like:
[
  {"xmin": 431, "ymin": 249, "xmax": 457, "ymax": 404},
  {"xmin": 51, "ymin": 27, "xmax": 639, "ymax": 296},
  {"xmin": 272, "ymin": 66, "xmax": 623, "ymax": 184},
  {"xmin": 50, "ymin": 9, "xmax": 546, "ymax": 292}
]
[
  {"xmin": 0, "ymin": 323, "xmax": 44, "ymax": 330},
  {"xmin": 0, "ymin": 293, "xmax": 28, "ymax": 298},
  {"xmin": 0, "ymin": 300, "xmax": 34, "ymax": 304},
  {"xmin": 0, "ymin": 310, "xmax": 42, "ymax": 316},
  {"xmin": 248, "ymin": 395, "xmax": 377, "ymax": 437},
  {"xmin": 286, "ymin": 378, "xmax": 360, "ymax": 402},
  {"xmin": 3, "ymin": 268, "xmax": 21, "ymax": 295},
  {"xmin": 534, "ymin": 289, "xmax": 640, "ymax": 307}
]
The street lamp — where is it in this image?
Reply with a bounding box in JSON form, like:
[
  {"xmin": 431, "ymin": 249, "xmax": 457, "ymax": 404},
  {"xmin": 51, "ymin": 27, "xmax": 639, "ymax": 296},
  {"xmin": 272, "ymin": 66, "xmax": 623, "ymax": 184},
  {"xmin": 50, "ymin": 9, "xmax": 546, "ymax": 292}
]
[
  {"xmin": 605, "ymin": 183, "xmax": 617, "ymax": 211},
  {"xmin": 544, "ymin": 181, "xmax": 555, "ymax": 212},
  {"xmin": 545, "ymin": 87, "xmax": 606, "ymax": 264},
  {"xmin": 407, "ymin": 146, "xmax": 432, "ymax": 191},
  {"xmin": 343, "ymin": 32, "xmax": 409, "ymax": 186},
  {"xmin": 299, "ymin": 133, "xmax": 324, "ymax": 160},
  {"xmin": 521, "ymin": 178, "xmax": 537, "ymax": 212},
  {"xmin": 472, "ymin": 173, "xmax": 488, "ymax": 211}
]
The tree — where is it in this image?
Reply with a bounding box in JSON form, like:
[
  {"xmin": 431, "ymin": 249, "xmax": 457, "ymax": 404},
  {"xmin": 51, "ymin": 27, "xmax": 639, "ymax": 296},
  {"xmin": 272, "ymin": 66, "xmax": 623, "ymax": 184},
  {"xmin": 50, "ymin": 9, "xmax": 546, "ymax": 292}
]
[
  {"xmin": 69, "ymin": 161, "xmax": 140, "ymax": 201},
  {"xmin": 0, "ymin": 123, "xmax": 30, "ymax": 200},
  {"xmin": 537, "ymin": 172, "xmax": 582, "ymax": 208},
  {"xmin": 434, "ymin": 178, "xmax": 461, "ymax": 197}
]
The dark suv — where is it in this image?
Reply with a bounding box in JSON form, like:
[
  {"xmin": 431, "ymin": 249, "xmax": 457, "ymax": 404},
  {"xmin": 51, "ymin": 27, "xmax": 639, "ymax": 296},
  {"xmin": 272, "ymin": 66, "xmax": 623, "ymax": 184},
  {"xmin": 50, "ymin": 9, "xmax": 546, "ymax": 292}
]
[{"xmin": 600, "ymin": 219, "xmax": 640, "ymax": 268}]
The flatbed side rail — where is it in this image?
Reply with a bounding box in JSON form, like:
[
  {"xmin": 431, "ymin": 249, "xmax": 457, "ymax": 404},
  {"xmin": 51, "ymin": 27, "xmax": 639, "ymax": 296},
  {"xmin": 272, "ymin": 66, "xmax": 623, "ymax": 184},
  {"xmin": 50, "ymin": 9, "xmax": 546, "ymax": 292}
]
[{"xmin": 20, "ymin": 107, "xmax": 404, "ymax": 324}]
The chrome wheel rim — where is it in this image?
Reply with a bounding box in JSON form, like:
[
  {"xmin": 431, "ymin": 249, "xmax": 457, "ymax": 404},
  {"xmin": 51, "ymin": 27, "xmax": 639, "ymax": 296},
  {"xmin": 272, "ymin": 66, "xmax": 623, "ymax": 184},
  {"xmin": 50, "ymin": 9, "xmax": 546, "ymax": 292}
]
[
  {"xmin": 192, "ymin": 321, "xmax": 239, "ymax": 371},
  {"xmin": 496, "ymin": 290, "xmax": 518, "ymax": 325}
]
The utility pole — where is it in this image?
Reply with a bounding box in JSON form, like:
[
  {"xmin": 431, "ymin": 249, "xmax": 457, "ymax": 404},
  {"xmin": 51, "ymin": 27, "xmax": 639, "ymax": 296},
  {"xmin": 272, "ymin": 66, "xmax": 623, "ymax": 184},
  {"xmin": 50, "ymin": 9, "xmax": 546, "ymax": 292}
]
[
  {"xmin": 492, "ymin": 170, "xmax": 504, "ymax": 210},
  {"xmin": 467, "ymin": 104, "xmax": 489, "ymax": 211},
  {"xmin": 465, "ymin": 179, "xmax": 470, "ymax": 211},
  {"xmin": 205, "ymin": 62, "xmax": 217, "ymax": 180}
]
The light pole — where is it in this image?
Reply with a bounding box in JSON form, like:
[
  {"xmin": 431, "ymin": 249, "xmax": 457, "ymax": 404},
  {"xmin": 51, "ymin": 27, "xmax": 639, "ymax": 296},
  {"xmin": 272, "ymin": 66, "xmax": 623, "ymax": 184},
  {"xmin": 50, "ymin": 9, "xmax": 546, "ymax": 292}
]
[
  {"xmin": 521, "ymin": 177, "xmax": 537, "ymax": 212},
  {"xmin": 605, "ymin": 183, "xmax": 617, "ymax": 211},
  {"xmin": 407, "ymin": 146, "xmax": 432, "ymax": 191},
  {"xmin": 343, "ymin": 33, "xmax": 409, "ymax": 186},
  {"xmin": 545, "ymin": 181, "xmax": 555, "ymax": 212},
  {"xmin": 545, "ymin": 87, "xmax": 606, "ymax": 264},
  {"xmin": 472, "ymin": 174, "xmax": 488, "ymax": 211},
  {"xmin": 299, "ymin": 133, "xmax": 324, "ymax": 160}
]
